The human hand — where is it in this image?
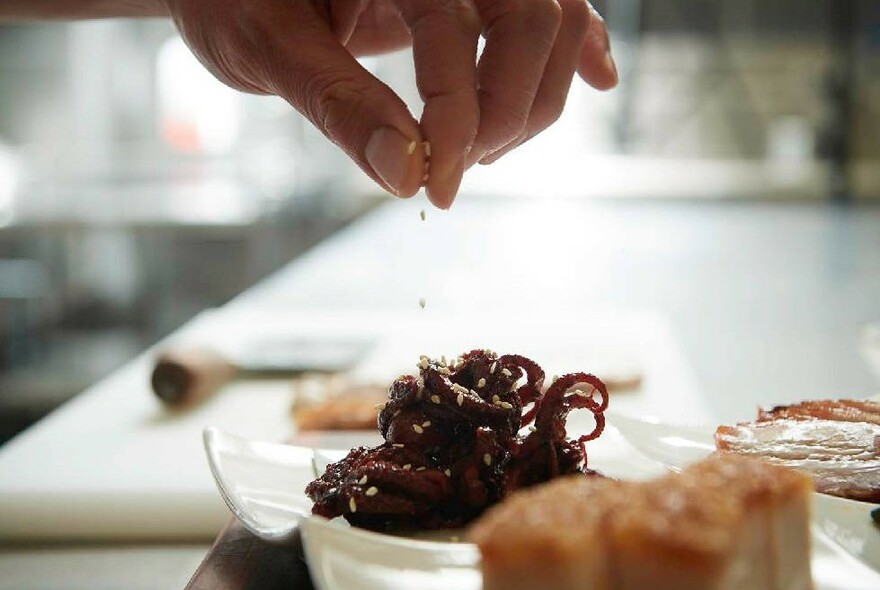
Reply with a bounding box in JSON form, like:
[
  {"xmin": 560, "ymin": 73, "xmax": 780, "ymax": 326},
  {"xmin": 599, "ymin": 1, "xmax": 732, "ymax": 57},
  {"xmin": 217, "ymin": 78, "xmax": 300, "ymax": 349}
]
[{"xmin": 163, "ymin": 0, "xmax": 616, "ymax": 209}]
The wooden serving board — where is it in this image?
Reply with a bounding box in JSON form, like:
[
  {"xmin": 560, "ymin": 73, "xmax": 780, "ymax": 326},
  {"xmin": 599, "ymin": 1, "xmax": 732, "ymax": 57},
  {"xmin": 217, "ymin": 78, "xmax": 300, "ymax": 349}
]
[{"xmin": 185, "ymin": 517, "xmax": 314, "ymax": 590}]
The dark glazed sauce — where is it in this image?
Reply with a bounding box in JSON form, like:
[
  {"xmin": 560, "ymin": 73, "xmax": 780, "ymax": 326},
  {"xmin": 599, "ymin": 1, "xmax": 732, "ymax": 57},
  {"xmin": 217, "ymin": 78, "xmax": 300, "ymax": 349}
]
[{"xmin": 305, "ymin": 349, "xmax": 608, "ymax": 531}]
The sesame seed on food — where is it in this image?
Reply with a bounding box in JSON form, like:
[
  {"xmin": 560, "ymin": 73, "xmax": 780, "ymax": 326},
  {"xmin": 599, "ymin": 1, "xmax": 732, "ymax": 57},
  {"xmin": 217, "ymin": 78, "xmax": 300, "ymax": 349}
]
[
  {"xmin": 431, "ymin": 395, "xmax": 441, "ymax": 404},
  {"xmin": 403, "ymin": 464, "xmax": 412, "ymax": 470},
  {"xmin": 483, "ymin": 453, "xmax": 492, "ymax": 466},
  {"xmin": 477, "ymin": 378, "xmax": 486, "ymax": 388},
  {"xmin": 501, "ymin": 368, "xmax": 513, "ymax": 377},
  {"xmin": 349, "ymin": 498, "xmax": 357, "ymax": 513},
  {"xmin": 456, "ymin": 392, "xmax": 464, "ymax": 406},
  {"xmin": 358, "ymin": 475, "xmax": 368, "ymax": 485},
  {"xmin": 412, "ymin": 424, "xmax": 424, "ymax": 434},
  {"xmin": 366, "ymin": 486, "xmax": 378, "ymax": 497},
  {"xmin": 490, "ymin": 362, "xmax": 497, "ymax": 374}
]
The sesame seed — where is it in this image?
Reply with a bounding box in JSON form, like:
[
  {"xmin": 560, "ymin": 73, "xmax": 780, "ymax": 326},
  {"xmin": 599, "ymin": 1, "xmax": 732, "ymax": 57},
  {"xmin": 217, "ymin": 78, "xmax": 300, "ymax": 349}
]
[
  {"xmin": 574, "ymin": 389, "xmax": 588, "ymax": 397},
  {"xmin": 349, "ymin": 498, "xmax": 357, "ymax": 513},
  {"xmin": 500, "ymin": 401, "xmax": 513, "ymax": 409},
  {"xmin": 490, "ymin": 362, "xmax": 497, "ymax": 374},
  {"xmin": 419, "ymin": 358, "xmax": 428, "ymax": 369},
  {"xmin": 392, "ymin": 443, "xmax": 404, "ymax": 448},
  {"xmin": 420, "ymin": 209, "xmax": 426, "ymax": 222},
  {"xmin": 358, "ymin": 475, "xmax": 368, "ymax": 485},
  {"xmin": 456, "ymin": 392, "xmax": 464, "ymax": 406},
  {"xmin": 552, "ymin": 375, "xmax": 559, "ymax": 383},
  {"xmin": 501, "ymin": 368, "xmax": 512, "ymax": 377},
  {"xmin": 441, "ymin": 355, "xmax": 447, "ymax": 365},
  {"xmin": 483, "ymin": 453, "xmax": 492, "ymax": 466},
  {"xmin": 366, "ymin": 486, "xmax": 378, "ymax": 497},
  {"xmin": 423, "ymin": 141, "xmax": 432, "ymax": 157},
  {"xmin": 416, "ymin": 466, "xmax": 426, "ymax": 471},
  {"xmin": 418, "ymin": 297, "xmax": 426, "ymax": 309},
  {"xmin": 407, "ymin": 140, "xmax": 417, "ymax": 155},
  {"xmin": 412, "ymin": 424, "xmax": 424, "ymax": 434},
  {"xmin": 444, "ymin": 469, "xmax": 451, "ymax": 477},
  {"xmin": 403, "ymin": 463, "xmax": 412, "ymax": 470},
  {"xmin": 422, "ymin": 420, "xmax": 431, "ymax": 427},
  {"xmin": 528, "ymin": 425, "xmax": 537, "ymax": 432},
  {"xmin": 374, "ymin": 402, "xmax": 386, "ymax": 410},
  {"xmin": 438, "ymin": 367, "xmax": 451, "ymax": 375},
  {"xmin": 431, "ymin": 395, "xmax": 441, "ymax": 404},
  {"xmin": 492, "ymin": 394, "xmax": 500, "ymax": 403},
  {"xmin": 470, "ymin": 389, "xmax": 477, "ymax": 396},
  {"xmin": 477, "ymin": 378, "xmax": 486, "ymax": 388}
]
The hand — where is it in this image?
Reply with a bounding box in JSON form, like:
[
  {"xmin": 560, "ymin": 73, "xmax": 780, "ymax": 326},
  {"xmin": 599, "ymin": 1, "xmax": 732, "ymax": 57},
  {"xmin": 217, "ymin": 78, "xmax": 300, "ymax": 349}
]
[{"xmin": 163, "ymin": 0, "xmax": 617, "ymax": 209}]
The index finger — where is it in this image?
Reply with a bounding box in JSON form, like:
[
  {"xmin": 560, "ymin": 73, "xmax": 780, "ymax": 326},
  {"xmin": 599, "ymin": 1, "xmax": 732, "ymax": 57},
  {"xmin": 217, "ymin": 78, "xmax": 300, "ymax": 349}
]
[{"xmin": 396, "ymin": 0, "xmax": 481, "ymax": 209}]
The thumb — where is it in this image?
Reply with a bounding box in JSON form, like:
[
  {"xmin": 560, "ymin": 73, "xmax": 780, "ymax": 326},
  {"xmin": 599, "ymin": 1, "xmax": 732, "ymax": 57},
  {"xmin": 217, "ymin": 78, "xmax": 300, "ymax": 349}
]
[{"xmin": 249, "ymin": 2, "xmax": 426, "ymax": 197}]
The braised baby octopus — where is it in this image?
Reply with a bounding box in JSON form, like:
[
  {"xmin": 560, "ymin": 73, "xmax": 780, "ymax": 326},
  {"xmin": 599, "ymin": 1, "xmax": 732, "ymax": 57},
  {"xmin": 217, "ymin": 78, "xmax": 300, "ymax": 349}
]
[{"xmin": 305, "ymin": 349, "xmax": 609, "ymax": 531}]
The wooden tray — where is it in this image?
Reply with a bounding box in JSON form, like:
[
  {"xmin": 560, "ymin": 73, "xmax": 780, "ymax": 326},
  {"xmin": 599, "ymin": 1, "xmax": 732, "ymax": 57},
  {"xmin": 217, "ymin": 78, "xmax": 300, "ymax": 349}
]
[{"xmin": 185, "ymin": 517, "xmax": 314, "ymax": 590}]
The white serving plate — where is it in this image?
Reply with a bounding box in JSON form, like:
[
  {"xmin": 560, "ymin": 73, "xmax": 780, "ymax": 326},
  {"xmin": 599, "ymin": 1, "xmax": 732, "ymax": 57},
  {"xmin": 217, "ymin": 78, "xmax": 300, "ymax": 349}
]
[{"xmin": 204, "ymin": 419, "xmax": 880, "ymax": 590}]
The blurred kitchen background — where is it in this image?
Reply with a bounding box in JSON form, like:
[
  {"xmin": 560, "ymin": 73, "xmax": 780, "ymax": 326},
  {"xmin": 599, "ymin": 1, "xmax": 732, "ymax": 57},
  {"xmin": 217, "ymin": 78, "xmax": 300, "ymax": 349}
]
[{"xmin": 0, "ymin": 0, "xmax": 878, "ymax": 442}]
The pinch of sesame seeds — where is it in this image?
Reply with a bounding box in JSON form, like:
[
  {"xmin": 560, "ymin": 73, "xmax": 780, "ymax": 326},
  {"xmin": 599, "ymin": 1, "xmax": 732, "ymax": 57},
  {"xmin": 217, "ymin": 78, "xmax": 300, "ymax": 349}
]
[
  {"xmin": 392, "ymin": 443, "xmax": 405, "ymax": 448},
  {"xmin": 423, "ymin": 141, "xmax": 431, "ymax": 157},
  {"xmin": 483, "ymin": 453, "xmax": 492, "ymax": 466},
  {"xmin": 477, "ymin": 378, "xmax": 486, "ymax": 388},
  {"xmin": 490, "ymin": 362, "xmax": 497, "ymax": 374},
  {"xmin": 349, "ymin": 498, "xmax": 357, "ymax": 513},
  {"xmin": 501, "ymin": 368, "xmax": 513, "ymax": 377},
  {"xmin": 528, "ymin": 425, "xmax": 537, "ymax": 432},
  {"xmin": 358, "ymin": 475, "xmax": 368, "ymax": 485},
  {"xmin": 431, "ymin": 395, "xmax": 441, "ymax": 404},
  {"xmin": 412, "ymin": 424, "xmax": 424, "ymax": 434},
  {"xmin": 422, "ymin": 420, "xmax": 431, "ymax": 427},
  {"xmin": 444, "ymin": 469, "xmax": 452, "ymax": 477},
  {"xmin": 456, "ymin": 392, "xmax": 464, "ymax": 406},
  {"xmin": 420, "ymin": 209, "xmax": 426, "ymax": 222},
  {"xmin": 403, "ymin": 463, "xmax": 412, "ymax": 470},
  {"xmin": 366, "ymin": 486, "xmax": 378, "ymax": 497}
]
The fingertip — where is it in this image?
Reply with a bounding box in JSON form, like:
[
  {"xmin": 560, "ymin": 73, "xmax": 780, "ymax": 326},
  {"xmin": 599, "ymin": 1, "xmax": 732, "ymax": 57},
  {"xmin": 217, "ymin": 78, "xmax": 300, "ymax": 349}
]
[
  {"xmin": 365, "ymin": 127, "xmax": 426, "ymax": 198},
  {"xmin": 426, "ymin": 156, "xmax": 465, "ymax": 210}
]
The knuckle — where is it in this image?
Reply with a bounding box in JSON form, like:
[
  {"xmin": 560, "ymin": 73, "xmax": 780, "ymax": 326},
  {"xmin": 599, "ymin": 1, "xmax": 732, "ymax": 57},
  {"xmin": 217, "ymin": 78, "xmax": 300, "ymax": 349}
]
[
  {"xmin": 419, "ymin": 0, "xmax": 481, "ymax": 38},
  {"xmin": 559, "ymin": 0, "xmax": 590, "ymax": 32},
  {"xmin": 305, "ymin": 72, "xmax": 370, "ymax": 142},
  {"xmin": 522, "ymin": 0, "xmax": 563, "ymax": 31}
]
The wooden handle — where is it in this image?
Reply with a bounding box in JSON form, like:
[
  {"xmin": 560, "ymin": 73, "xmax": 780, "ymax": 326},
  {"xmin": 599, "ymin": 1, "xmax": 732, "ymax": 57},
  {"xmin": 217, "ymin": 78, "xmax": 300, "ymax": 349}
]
[{"xmin": 151, "ymin": 348, "xmax": 238, "ymax": 408}]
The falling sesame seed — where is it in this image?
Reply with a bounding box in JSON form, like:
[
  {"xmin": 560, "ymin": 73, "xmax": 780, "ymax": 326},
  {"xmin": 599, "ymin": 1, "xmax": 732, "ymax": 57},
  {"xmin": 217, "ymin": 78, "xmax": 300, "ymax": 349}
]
[
  {"xmin": 423, "ymin": 141, "xmax": 432, "ymax": 157},
  {"xmin": 501, "ymin": 368, "xmax": 513, "ymax": 377},
  {"xmin": 422, "ymin": 420, "xmax": 431, "ymax": 427},
  {"xmin": 412, "ymin": 424, "xmax": 424, "ymax": 434},
  {"xmin": 403, "ymin": 463, "xmax": 412, "ymax": 470},
  {"xmin": 358, "ymin": 475, "xmax": 368, "ymax": 485},
  {"xmin": 349, "ymin": 498, "xmax": 357, "ymax": 513},
  {"xmin": 457, "ymin": 392, "xmax": 464, "ymax": 406},
  {"xmin": 490, "ymin": 362, "xmax": 497, "ymax": 374},
  {"xmin": 419, "ymin": 297, "xmax": 426, "ymax": 309},
  {"xmin": 444, "ymin": 469, "xmax": 452, "ymax": 477},
  {"xmin": 392, "ymin": 443, "xmax": 405, "ymax": 448},
  {"xmin": 407, "ymin": 140, "xmax": 417, "ymax": 155},
  {"xmin": 477, "ymin": 378, "xmax": 486, "ymax": 388},
  {"xmin": 431, "ymin": 395, "xmax": 441, "ymax": 404},
  {"xmin": 420, "ymin": 209, "xmax": 426, "ymax": 222},
  {"xmin": 483, "ymin": 453, "xmax": 492, "ymax": 466},
  {"xmin": 528, "ymin": 425, "xmax": 537, "ymax": 432},
  {"xmin": 366, "ymin": 486, "xmax": 378, "ymax": 497}
]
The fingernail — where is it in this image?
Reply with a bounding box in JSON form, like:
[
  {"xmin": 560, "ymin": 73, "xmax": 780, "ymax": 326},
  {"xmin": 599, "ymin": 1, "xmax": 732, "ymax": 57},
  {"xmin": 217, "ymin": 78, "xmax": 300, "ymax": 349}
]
[
  {"xmin": 365, "ymin": 126, "xmax": 416, "ymax": 196},
  {"xmin": 604, "ymin": 52, "xmax": 618, "ymax": 84}
]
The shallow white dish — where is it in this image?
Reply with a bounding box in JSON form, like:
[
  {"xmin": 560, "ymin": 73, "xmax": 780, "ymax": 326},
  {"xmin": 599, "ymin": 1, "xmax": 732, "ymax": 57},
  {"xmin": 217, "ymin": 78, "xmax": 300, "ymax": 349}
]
[{"xmin": 204, "ymin": 422, "xmax": 880, "ymax": 590}]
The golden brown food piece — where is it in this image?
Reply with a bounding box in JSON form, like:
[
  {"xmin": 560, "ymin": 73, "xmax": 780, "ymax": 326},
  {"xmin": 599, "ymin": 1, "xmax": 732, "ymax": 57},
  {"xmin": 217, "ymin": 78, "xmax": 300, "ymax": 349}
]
[
  {"xmin": 469, "ymin": 454, "xmax": 814, "ymax": 590},
  {"xmin": 292, "ymin": 376, "xmax": 387, "ymax": 431}
]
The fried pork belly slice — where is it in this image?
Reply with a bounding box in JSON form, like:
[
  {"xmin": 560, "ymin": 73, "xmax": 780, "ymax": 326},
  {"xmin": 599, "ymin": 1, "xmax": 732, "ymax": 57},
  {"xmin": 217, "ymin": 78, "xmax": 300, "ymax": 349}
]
[
  {"xmin": 468, "ymin": 475, "xmax": 625, "ymax": 590},
  {"xmin": 716, "ymin": 418, "xmax": 880, "ymax": 502},
  {"xmin": 757, "ymin": 399, "xmax": 880, "ymax": 426},
  {"xmin": 682, "ymin": 453, "xmax": 813, "ymax": 590},
  {"xmin": 469, "ymin": 455, "xmax": 813, "ymax": 590}
]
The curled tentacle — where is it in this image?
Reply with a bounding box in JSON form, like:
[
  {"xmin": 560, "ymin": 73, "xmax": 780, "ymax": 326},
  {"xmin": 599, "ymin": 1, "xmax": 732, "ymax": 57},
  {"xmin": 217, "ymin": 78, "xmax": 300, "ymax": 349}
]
[{"xmin": 306, "ymin": 351, "xmax": 608, "ymax": 531}]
